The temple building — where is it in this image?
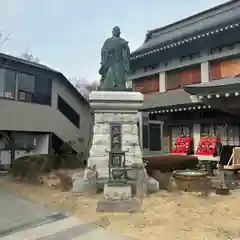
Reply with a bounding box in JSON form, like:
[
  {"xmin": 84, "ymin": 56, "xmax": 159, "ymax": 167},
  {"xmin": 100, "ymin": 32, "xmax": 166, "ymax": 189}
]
[{"xmin": 129, "ymin": 0, "xmax": 240, "ymax": 162}]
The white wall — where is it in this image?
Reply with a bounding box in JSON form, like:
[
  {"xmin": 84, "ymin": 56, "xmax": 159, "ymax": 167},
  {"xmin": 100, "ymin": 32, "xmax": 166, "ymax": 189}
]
[
  {"xmin": 32, "ymin": 134, "xmax": 49, "ymax": 154},
  {"xmin": 51, "ymin": 78, "xmax": 92, "ymax": 151}
]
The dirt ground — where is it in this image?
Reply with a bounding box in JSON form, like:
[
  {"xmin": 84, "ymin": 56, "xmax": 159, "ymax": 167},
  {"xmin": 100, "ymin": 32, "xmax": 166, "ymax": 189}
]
[{"xmin": 1, "ymin": 171, "xmax": 240, "ymax": 240}]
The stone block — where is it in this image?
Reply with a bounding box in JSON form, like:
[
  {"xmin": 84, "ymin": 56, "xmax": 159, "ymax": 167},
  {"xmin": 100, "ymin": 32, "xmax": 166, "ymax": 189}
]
[
  {"xmin": 87, "ymin": 90, "xmax": 144, "ymax": 185},
  {"xmin": 72, "ymin": 178, "xmax": 89, "ymax": 196},
  {"xmin": 96, "ymin": 198, "xmax": 141, "ymax": 213},
  {"xmin": 147, "ymin": 177, "xmax": 159, "ymax": 193},
  {"xmin": 151, "ymin": 171, "xmax": 174, "ymax": 191},
  {"xmin": 104, "ymin": 184, "xmax": 131, "ymax": 201}
]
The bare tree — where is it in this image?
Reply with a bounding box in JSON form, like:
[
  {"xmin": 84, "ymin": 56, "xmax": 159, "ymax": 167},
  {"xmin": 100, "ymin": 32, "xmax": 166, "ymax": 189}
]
[
  {"xmin": 70, "ymin": 77, "xmax": 99, "ymax": 99},
  {"xmin": 20, "ymin": 49, "xmax": 40, "ymax": 63},
  {"xmin": 0, "ymin": 30, "xmax": 10, "ymax": 47}
]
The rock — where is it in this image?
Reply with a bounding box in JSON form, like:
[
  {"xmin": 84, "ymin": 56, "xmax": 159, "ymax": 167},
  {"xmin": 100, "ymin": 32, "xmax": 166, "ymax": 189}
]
[
  {"xmin": 151, "ymin": 171, "xmax": 174, "ymax": 191},
  {"xmin": 85, "ymin": 167, "xmax": 98, "ymax": 195},
  {"xmin": 72, "ymin": 172, "xmax": 84, "ymax": 181},
  {"xmin": 72, "ymin": 177, "xmax": 88, "ymax": 196},
  {"xmin": 55, "ymin": 171, "xmax": 73, "ymax": 191},
  {"xmin": 72, "ymin": 167, "xmax": 98, "ymax": 195},
  {"xmin": 147, "ymin": 177, "xmax": 159, "ymax": 193}
]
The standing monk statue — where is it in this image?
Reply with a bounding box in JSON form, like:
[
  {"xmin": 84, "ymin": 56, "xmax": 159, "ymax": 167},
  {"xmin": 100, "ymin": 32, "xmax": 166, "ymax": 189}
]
[{"xmin": 98, "ymin": 26, "xmax": 130, "ymax": 91}]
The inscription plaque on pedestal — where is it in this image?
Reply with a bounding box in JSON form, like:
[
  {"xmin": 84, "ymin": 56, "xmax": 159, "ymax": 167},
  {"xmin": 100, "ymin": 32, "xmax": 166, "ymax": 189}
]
[{"xmin": 108, "ymin": 124, "xmax": 128, "ymax": 185}]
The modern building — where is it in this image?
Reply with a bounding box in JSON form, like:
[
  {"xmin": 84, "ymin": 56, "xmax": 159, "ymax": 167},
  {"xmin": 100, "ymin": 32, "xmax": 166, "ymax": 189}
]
[
  {"xmin": 0, "ymin": 53, "xmax": 92, "ymax": 169},
  {"xmin": 129, "ymin": 0, "xmax": 240, "ymax": 160}
]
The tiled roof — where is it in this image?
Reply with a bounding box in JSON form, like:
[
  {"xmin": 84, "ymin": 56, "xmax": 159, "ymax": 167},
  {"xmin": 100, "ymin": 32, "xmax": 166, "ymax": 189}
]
[
  {"xmin": 142, "ymin": 88, "xmax": 198, "ymax": 110},
  {"xmin": 131, "ymin": 0, "xmax": 240, "ymax": 59},
  {"xmin": 184, "ymin": 77, "xmax": 240, "ymax": 95}
]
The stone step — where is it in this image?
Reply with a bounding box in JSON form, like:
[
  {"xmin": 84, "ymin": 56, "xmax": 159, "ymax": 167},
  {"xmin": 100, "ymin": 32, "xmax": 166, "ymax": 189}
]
[
  {"xmin": 1, "ymin": 217, "xmax": 83, "ymax": 240},
  {"xmin": 72, "ymin": 228, "xmax": 130, "ymax": 240},
  {"xmin": 1, "ymin": 216, "xmax": 131, "ymax": 240}
]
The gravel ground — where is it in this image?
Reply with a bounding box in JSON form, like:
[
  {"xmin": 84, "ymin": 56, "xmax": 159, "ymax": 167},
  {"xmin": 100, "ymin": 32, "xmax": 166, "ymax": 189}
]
[{"xmin": 1, "ymin": 175, "xmax": 240, "ymax": 240}]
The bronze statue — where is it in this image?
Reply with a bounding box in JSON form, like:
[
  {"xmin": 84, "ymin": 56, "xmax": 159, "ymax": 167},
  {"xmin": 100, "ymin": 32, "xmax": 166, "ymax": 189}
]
[{"xmin": 98, "ymin": 26, "xmax": 130, "ymax": 91}]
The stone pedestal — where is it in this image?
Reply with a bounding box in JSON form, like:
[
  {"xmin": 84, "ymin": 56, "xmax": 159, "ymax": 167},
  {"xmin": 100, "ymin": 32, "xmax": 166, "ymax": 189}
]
[
  {"xmin": 87, "ymin": 91, "xmax": 144, "ymax": 178},
  {"xmin": 97, "ymin": 183, "xmax": 141, "ymax": 213},
  {"xmin": 104, "ymin": 184, "xmax": 131, "ymax": 201}
]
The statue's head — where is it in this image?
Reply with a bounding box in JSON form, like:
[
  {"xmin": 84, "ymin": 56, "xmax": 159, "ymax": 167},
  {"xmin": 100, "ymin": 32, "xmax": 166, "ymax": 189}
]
[{"xmin": 112, "ymin": 26, "xmax": 121, "ymax": 37}]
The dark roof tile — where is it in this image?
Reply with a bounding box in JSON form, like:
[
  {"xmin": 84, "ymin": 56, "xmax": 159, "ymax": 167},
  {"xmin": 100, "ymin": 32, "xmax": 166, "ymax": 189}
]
[{"xmin": 142, "ymin": 88, "xmax": 198, "ymax": 110}]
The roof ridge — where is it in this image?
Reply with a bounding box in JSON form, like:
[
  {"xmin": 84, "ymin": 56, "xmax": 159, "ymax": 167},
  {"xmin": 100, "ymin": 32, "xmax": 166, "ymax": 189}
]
[{"xmin": 146, "ymin": 0, "xmax": 237, "ymax": 36}]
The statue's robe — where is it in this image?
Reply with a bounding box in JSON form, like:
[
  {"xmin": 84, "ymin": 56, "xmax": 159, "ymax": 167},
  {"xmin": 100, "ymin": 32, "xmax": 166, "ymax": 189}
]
[{"xmin": 99, "ymin": 37, "xmax": 130, "ymax": 90}]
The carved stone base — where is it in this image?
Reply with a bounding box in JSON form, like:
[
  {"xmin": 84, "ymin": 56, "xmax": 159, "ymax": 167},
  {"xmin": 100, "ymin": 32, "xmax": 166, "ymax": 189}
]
[
  {"xmin": 86, "ymin": 91, "xmax": 144, "ymax": 178},
  {"xmin": 104, "ymin": 183, "xmax": 132, "ymax": 201},
  {"xmin": 96, "ymin": 198, "xmax": 141, "ymax": 213}
]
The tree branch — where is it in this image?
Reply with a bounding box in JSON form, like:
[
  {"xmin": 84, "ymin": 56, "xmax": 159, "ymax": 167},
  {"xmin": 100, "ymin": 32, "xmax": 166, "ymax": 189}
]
[{"xmin": 0, "ymin": 31, "xmax": 11, "ymax": 46}]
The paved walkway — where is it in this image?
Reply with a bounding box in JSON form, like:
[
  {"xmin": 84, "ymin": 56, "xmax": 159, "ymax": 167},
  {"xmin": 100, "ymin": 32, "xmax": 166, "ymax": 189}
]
[{"xmin": 0, "ymin": 188, "xmax": 130, "ymax": 239}]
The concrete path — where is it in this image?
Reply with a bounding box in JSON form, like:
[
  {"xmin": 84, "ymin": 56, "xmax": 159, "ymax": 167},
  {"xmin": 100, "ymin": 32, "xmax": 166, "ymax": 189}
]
[{"xmin": 0, "ymin": 188, "xmax": 130, "ymax": 239}]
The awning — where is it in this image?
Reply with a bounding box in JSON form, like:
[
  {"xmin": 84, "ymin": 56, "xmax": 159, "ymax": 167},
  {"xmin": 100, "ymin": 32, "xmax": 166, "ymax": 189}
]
[
  {"xmin": 184, "ymin": 77, "xmax": 240, "ymax": 99},
  {"xmin": 141, "ymin": 88, "xmax": 203, "ymax": 112}
]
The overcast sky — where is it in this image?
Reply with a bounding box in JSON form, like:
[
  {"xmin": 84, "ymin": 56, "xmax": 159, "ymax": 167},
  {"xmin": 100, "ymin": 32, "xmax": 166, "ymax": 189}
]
[{"xmin": 0, "ymin": 0, "xmax": 229, "ymax": 83}]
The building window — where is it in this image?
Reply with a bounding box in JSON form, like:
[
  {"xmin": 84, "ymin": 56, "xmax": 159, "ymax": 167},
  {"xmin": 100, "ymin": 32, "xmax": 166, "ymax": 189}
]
[
  {"xmin": 0, "ymin": 68, "xmax": 16, "ymax": 99},
  {"xmin": 0, "ymin": 68, "xmax": 52, "ymax": 106},
  {"xmin": 57, "ymin": 95, "xmax": 80, "ymax": 128},
  {"xmin": 14, "ymin": 133, "xmax": 36, "ymax": 149},
  {"xmin": 171, "ymin": 125, "xmax": 192, "ymax": 147},
  {"xmin": 200, "ymin": 124, "xmax": 212, "ymax": 137},
  {"xmin": 34, "ymin": 76, "xmax": 52, "ymax": 105},
  {"xmin": 149, "ymin": 123, "xmax": 162, "ymax": 151},
  {"xmin": 200, "ymin": 124, "xmax": 240, "ymax": 146},
  {"xmin": 18, "ymin": 72, "xmax": 35, "ymax": 102}
]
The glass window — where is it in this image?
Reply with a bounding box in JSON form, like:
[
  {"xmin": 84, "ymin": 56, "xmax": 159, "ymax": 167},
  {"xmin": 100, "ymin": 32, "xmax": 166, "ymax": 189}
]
[
  {"xmin": 18, "ymin": 72, "xmax": 35, "ymax": 102},
  {"xmin": 0, "ymin": 139, "xmax": 7, "ymax": 150},
  {"xmin": 0, "ymin": 68, "xmax": 52, "ymax": 105},
  {"xmin": 171, "ymin": 125, "xmax": 192, "ymax": 147},
  {"xmin": 34, "ymin": 76, "xmax": 52, "ymax": 105},
  {"xmin": 149, "ymin": 123, "xmax": 162, "ymax": 151},
  {"xmin": 57, "ymin": 95, "xmax": 80, "ymax": 128},
  {"xmin": 14, "ymin": 134, "xmax": 35, "ymax": 149},
  {"xmin": 18, "ymin": 73, "xmax": 35, "ymax": 93},
  {"xmin": 0, "ymin": 68, "xmax": 16, "ymax": 99},
  {"xmin": 200, "ymin": 124, "xmax": 215, "ymax": 137},
  {"xmin": 0, "ymin": 69, "xmax": 5, "ymax": 97}
]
